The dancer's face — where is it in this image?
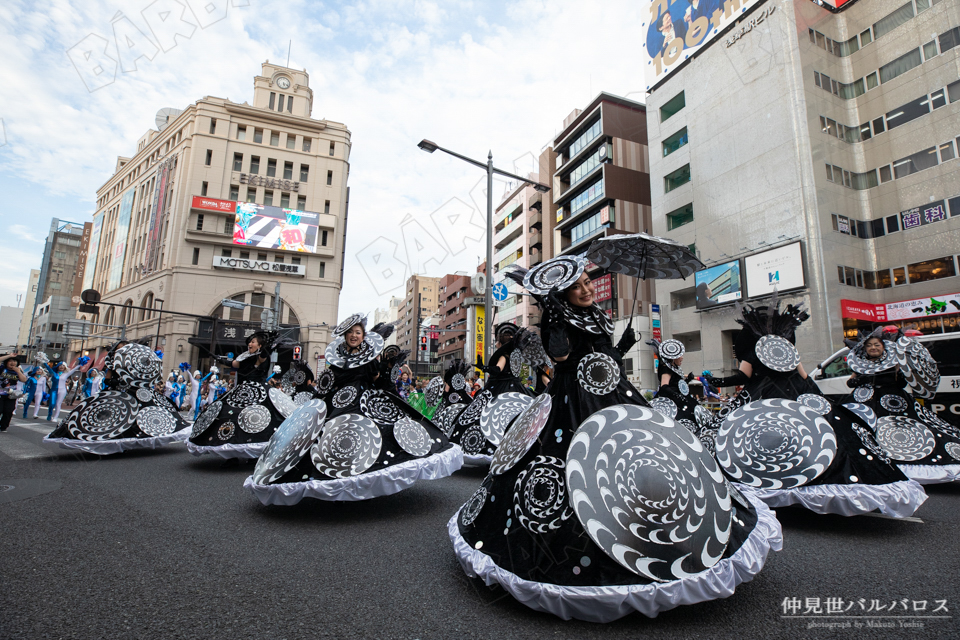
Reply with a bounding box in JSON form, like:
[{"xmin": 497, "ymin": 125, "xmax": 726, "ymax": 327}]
[
  {"xmin": 673, "ymin": 356, "xmax": 684, "ymax": 366},
  {"xmin": 864, "ymin": 337, "xmax": 884, "ymax": 359},
  {"xmin": 565, "ymin": 273, "xmax": 594, "ymax": 308},
  {"xmin": 345, "ymin": 325, "xmax": 364, "ymax": 348},
  {"xmin": 248, "ymin": 337, "xmax": 261, "ymax": 353}
]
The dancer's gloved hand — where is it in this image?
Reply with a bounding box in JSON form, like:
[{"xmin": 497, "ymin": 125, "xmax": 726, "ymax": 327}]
[
  {"xmin": 546, "ymin": 325, "xmax": 571, "ymax": 360},
  {"xmin": 685, "ymin": 371, "xmax": 695, "ymax": 383},
  {"xmin": 539, "ymin": 286, "xmax": 566, "ymax": 323},
  {"xmin": 706, "ymin": 370, "xmax": 749, "ymax": 388},
  {"xmin": 615, "ymin": 326, "xmax": 637, "ymax": 355}
]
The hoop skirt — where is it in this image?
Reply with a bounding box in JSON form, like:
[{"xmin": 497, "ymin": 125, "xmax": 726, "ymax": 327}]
[
  {"xmin": 452, "ymin": 323, "xmax": 781, "ymax": 621},
  {"xmin": 244, "ymin": 336, "xmax": 462, "ymax": 504},
  {"xmin": 44, "ymin": 344, "xmax": 189, "ymax": 455}
]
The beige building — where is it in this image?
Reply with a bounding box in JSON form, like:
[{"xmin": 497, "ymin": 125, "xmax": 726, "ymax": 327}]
[
  {"xmin": 72, "ymin": 62, "xmax": 351, "ymax": 371},
  {"xmin": 16, "ymin": 269, "xmax": 41, "ymax": 351},
  {"xmin": 396, "ymin": 275, "xmax": 440, "ymax": 356}
]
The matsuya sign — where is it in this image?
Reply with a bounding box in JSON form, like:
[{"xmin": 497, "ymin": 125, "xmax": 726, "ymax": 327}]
[{"xmin": 213, "ymin": 256, "xmax": 305, "ymax": 276}]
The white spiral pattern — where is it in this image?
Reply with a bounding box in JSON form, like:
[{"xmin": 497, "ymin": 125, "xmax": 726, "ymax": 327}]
[
  {"xmin": 754, "ymin": 335, "xmax": 801, "ymax": 372},
  {"xmin": 896, "ymin": 337, "xmax": 939, "ymax": 399},
  {"xmin": 842, "ymin": 402, "xmax": 878, "ymax": 429},
  {"xmin": 66, "ymin": 391, "xmax": 138, "ymax": 441},
  {"xmin": 269, "ymin": 387, "xmax": 298, "ymax": 418},
  {"xmin": 716, "ymin": 398, "xmax": 837, "ymax": 489},
  {"xmin": 457, "ymin": 390, "xmax": 492, "ymax": 427},
  {"xmin": 459, "ymin": 424, "xmax": 488, "ymax": 455},
  {"xmin": 393, "ymin": 417, "xmax": 432, "ymax": 457},
  {"xmin": 945, "ymin": 442, "xmax": 960, "ymax": 462},
  {"xmin": 880, "ymin": 394, "xmax": 907, "ymax": 414},
  {"xmin": 480, "ymin": 392, "xmax": 534, "ymax": 446},
  {"xmin": 112, "ymin": 344, "xmax": 162, "ymax": 389},
  {"xmin": 650, "ymin": 396, "xmax": 678, "ymax": 420},
  {"xmin": 218, "ymin": 422, "xmax": 236, "ymax": 441},
  {"xmin": 513, "ymin": 455, "xmax": 573, "ymax": 533},
  {"xmin": 566, "ymin": 404, "xmax": 733, "ymax": 582},
  {"xmin": 915, "ymin": 403, "xmax": 960, "ymax": 440},
  {"xmin": 252, "ymin": 400, "xmax": 328, "ymax": 484},
  {"xmin": 229, "ymin": 382, "xmax": 268, "ymax": 408},
  {"xmin": 459, "ymin": 483, "xmax": 490, "ymax": 527},
  {"xmin": 238, "ymin": 404, "xmax": 272, "ymax": 433},
  {"xmin": 678, "ymin": 380, "xmax": 690, "ymax": 396},
  {"xmin": 332, "ymin": 386, "xmax": 358, "ymax": 409},
  {"xmin": 333, "ymin": 313, "xmax": 365, "ymax": 337},
  {"xmin": 509, "ymin": 348, "xmax": 523, "ymax": 378},
  {"xmin": 136, "ymin": 388, "xmax": 154, "ymax": 403},
  {"xmin": 310, "ymin": 413, "xmax": 382, "ymax": 478},
  {"xmin": 360, "ymin": 390, "xmax": 403, "ymax": 426},
  {"xmin": 576, "ymin": 353, "xmax": 621, "ymax": 396},
  {"xmin": 136, "ymin": 406, "xmax": 177, "ymax": 437},
  {"xmin": 853, "ymin": 386, "xmax": 874, "ymax": 403},
  {"xmin": 294, "ymin": 391, "xmax": 316, "ymax": 406},
  {"xmin": 192, "ymin": 401, "xmax": 221, "ymax": 438},
  {"xmin": 316, "ymin": 370, "xmax": 335, "ymax": 395},
  {"xmin": 522, "ymin": 255, "xmax": 585, "ymax": 294},
  {"xmin": 874, "ymin": 416, "xmax": 936, "ymax": 462},
  {"xmin": 850, "ymin": 423, "xmax": 891, "ymax": 464},
  {"xmin": 451, "ymin": 373, "xmax": 466, "ymax": 391},
  {"xmin": 435, "ymin": 403, "xmax": 466, "ymax": 436},
  {"xmin": 489, "ymin": 394, "xmax": 552, "ymax": 476},
  {"xmin": 797, "ymin": 393, "xmax": 832, "ymax": 415},
  {"xmin": 695, "ymin": 405, "xmax": 713, "ymax": 429},
  {"xmin": 425, "ymin": 376, "xmax": 444, "ymax": 406},
  {"xmin": 659, "ymin": 339, "xmax": 685, "ymax": 360}
]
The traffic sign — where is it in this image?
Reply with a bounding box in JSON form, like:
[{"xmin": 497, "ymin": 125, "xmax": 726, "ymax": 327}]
[
  {"xmin": 222, "ymin": 299, "xmax": 246, "ymax": 310},
  {"xmin": 491, "ymin": 282, "xmax": 509, "ymax": 302}
]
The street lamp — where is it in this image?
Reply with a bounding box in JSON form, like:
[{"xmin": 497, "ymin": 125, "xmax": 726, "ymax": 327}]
[{"xmin": 417, "ymin": 139, "xmax": 550, "ymax": 365}]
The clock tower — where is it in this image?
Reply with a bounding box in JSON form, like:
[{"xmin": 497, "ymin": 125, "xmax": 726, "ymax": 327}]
[{"xmin": 253, "ymin": 62, "xmax": 313, "ymax": 118}]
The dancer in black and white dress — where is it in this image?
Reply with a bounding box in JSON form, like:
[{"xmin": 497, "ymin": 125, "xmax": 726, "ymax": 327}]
[
  {"xmin": 647, "ymin": 338, "xmax": 709, "ymax": 434},
  {"xmin": 451, "ymin": 257, "xmax": 781, "ymax": 622},
  {"xmin": 244, "ymin": 314, "xmax": 462, "ymax": 504}
]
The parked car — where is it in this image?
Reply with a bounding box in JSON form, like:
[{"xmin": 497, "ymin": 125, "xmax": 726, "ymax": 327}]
[{"xmin": 811, "ymin": 332, "xmax": 960, "ymax": 427}]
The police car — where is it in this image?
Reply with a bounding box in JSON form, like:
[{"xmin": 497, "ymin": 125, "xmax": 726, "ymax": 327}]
[{"xmin": 812, "ymin": 332, "xmax": 960, "ymax": 427}]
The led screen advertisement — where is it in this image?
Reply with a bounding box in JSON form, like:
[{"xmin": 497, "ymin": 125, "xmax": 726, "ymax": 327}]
[
  {"xmin": 694, "ymin": 259, "xmax": 742, "ymax": 309},
  {"xmin": 642, "ymin": 0, "xmax": 765, "ymax": 89},
  {"xmin": 743, "ymin": 241, "xmax": 806, "ymax": 297},
  {"xmin": 233, "ymin": 203, "xmax": 321, "ymax": 253}
]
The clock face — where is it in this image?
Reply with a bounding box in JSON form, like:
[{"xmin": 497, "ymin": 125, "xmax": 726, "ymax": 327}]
[{"xmin": 276, "ymin": 77, "xmax": 291, "ymax": 89}]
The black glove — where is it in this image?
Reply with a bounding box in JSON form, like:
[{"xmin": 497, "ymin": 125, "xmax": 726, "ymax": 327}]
[
  {"xmin": 685, "ymin": 371, "xmax": 695, "ymax": 383},
  {"xmin": 546, "ymin": 325, "xmax": 571, "ymax": 360},
  {"xmin": 706, "ymin": 370, "xmax": 749, "ymax": 388},
  {"xmin": 615, "ymin": 326, "xmax": 637, "ymax": 355},
  {"xmin": 539, "ymin": 287, "xmax": 566, "ymax": 324}
]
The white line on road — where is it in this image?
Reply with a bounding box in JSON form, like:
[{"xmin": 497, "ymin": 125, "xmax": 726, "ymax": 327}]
[
  {"xmin": 0, "ymin": 434, "xmax": 52, "ymax": 460},
  {"xmin": 12, "ymin": 423, "xmax": 55, "ymax": 436}
]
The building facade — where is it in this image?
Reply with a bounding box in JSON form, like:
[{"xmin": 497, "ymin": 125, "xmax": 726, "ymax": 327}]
[
  {"xmin": 437, "ymin": 272, "xmax": 475, "ymax": 364},
  {"xmin": 16, "ymin": 269, "xmax": 41, "ymax": 351},
  {"xmin": 648, "ymin": 0, "xmax": 960, "ymax": 378},
  {"xmin": 26, "ymin": 220, "xmax": 85, "ymax": 359},
  {"xmin": 492, "ymin": 179, "xmax": 542, "ymax": 328},
  {"xmin": 396, "ymin": 274, "xmax": 440, "ymax": 357},
  {"xmin": 71, "ymin": 62, "xmax": 351, "ymax": 372},
  {"xmin": 0, "ymin": 306, "xmax": 22, "ymax": 349}
]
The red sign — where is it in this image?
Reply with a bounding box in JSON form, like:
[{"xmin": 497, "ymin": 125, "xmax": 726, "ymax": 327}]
[
  {"xmin": 840, "ymin": 299, "xmax": 887, "ymax": 322},
  {"xmin": 192, "ymin": 196, "xmax": 237, "ymax": 213},
  {"xmin": 593, "ymin": 274, "xmax": 613, "ymax": 303}
]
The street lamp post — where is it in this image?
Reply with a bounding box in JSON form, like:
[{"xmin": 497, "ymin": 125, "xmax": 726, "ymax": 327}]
[{"xmin": 417, "ymin": 139, "xmax": 550, "ymax": 365}]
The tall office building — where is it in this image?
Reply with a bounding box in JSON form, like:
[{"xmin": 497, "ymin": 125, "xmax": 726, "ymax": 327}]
[
  {"xmin": 647, "ymin": 0, "xmax": 960, "ymax": 377},
  {"xmin": 396, "ymin": 274, "xmax": 440, "ymax": 358},
  {"xmin": 16, "ymin": 269, "xmax": 41, "ymax": 351},
  {"xmin": 27, "ymin": 220, "xmax": 85, "ymax": 358},
  {"xmin": 492, "ymin": 176, "xmax": 544, "ymax": 328},
  {"xmin": 437, "ymin": 272, "xmax": 475, "ymax": 364},
  {"xmin": 72, "ymin": 62, "xmax": 351, "ymax": 371}
]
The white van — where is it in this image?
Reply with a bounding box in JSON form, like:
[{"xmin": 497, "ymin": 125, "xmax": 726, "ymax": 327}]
[{"xmin": 811, "ymin": 333, "xmax": 960, "ymax": 428}]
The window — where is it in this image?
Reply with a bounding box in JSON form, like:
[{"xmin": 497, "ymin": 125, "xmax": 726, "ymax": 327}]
[
  {"xmin": 865, "ymin": 72, "xmax": 879, "ymax": 90},
  {"xmin": 569, "ymin": 147, "xmax": 604, "ymax": 186},
  {"xmin": 286, "ymin": 135, "xmax": 295, "ymax": 150},
  {"xmin": 670, "ymin": 287, "xmax": 696, "ymax": 310},
  {"xmin": 50, "ymin": 282, "xmax": 61, "ymax": 290},
  {"xmin": 228, "ymin": 294, "xmax": 244, "ymax": 320},
  {"xmin": 666, "ymin": 203, "xmax": 694, "ymax": 230},
  {"xmin": 287, "ymin": 97, "xmax": 293, "ymax": 113},
  {"xmin": 264, "ymin": 190, "xmax": 274, "ymax": 206},
  {"xmin": 236, "ymin": 126, "xmax": 246, "ymax": 141},
  {"xmin": 319, "ymin": 261, "xmax": 326, "ymax": 278},
  {"xmin": 851, "ymin": 170, "xmax": 878, "ymax": 190},
  {"xmin": 224, "ymin": 217, "xmax": 233, "ymax": 234},
  {"xmin": 950, "ymin": 80, "xmax": 960, "ymax": 103},
  {"xmin": 886, "ymin": 95, "xmax": 929, "ymax": 130},
  {"xmin": 239, "ymin": 251, "xmax": 249, "ymax": 259},
  {"xmin": 283, "ymin": 162, "xmax": 293, "ymax": 180},
  {"xmin": 938, "ymin": 25, "xmax": 960, "ymax": 53},
  {"xmin": 931, "ymin": 88, "xmax": 946, "ymax": 110},
  {"xmin": 209, "ymin": 118, "xmax": 216, "ymax": 134},
  {"xmin": 196, "ymin": 214, "xmax": 204, "ymax": 231},
  {"xmin": 249, "ymin": 156, "xmax": 260, "ymax": 174},
  {"xmin": 569, "ymin": 178, "xmax": 605, "ymax": 214},
  {"xmin": 233, "ymin": 152, "xmax": 243, "ymax": 171},
  {"xmin": 886, "ymin": 215, "xmax": 900, "ymax": 233},
  {"xmin": 664, "ymin": 165, "xmax": 691, "ymax": 192},
  {"xmin": 860, "ymin": 28, "xmax": 872, "ymax": 46},
  {"xmin": 269, "ymin": 92, "xmax": 275, "ymax": 110},
  {"xmin": 257, "ymin": 252, "xmax": 267, "ymax": 261},
  {"xmin": 299, "ymin": 164, "xmax": 309, "ymax": 182},
  {"xmin": 568, "ymin": 119, "xmax": 602, "ymax": 158},
  {"xmin": 825, "ymin": 164, "xmax": 834, "ymax": 182},
  {"xmin": 873, "ymin": 116, "xmax": 885, "ymax": 135},
  {"xmin": 873, "ymin": 3, "xmax": 914, "ymax": 41},
  {"xmin": 297, "ymin": 195, "xmax": 306, "ymax": 210},
  {"xmin": 267, "ymin": 159, "xmax": 277, "ymax": 177},
  {"xmin": 923, "ymin": 40, "xmax": 938, "ymax": 60},
  {"xmin": 908, "ymin": 256, "xmax": 956, "ymax": 283},
  {"xmin": 329, "ymin": 141, "xmax": 336, "ymax": 156},
  {"xmin": 245, "ymin": 187, "xmax": 256, "ymax": 203},
  {"xmin": 893, "ymin": 267, "xmax": 907, "ymax": 285},
  {"xmin": 321, "ymin": 230, "xmax": 328, "ymax": 246},
  {"xmin": 254, "ymin": 128, "xmax": 263, "ymax": 144},
  {"xmin": 278, "ymin": 95, "xmax": 285, "ymax": 112},
  {"xmin": 205, "ymin": 149, "xmax": 212, "ymax": 166},
  {"xmin": 291, "ymin": 256, "xmax": 301, "ymax": 265},
  {"xmin": 221, "ymin": 248, "xmax": 232, "ymax": 257},
  {"xmin": 303, "ymin": 138, "xmax": 312, "ymax": 152},
  {"xmin": 324, "ymin": 200, "xmax": 331, "ymax": 214},
  {"xmin": 838, "ymin": 78, "xmax": 865, "ymax": 99},
  {"xmin": 570, "ymin": 209, "xmax": 608, "ymax": 244},
  {"xmin": 270, "ymin": 132, "xmax": 280, "ymax": 146},
  {"xmin": 229, "ymin": 185, "xmax": 239, "ymax": 201},
  {"xmin": 662, "ymin": 127, "xmax": 688, "ymax": 157},
  {"xmin": 939, "ymin": 142, "xmax": 955, "ymax": 162},
  {"xmin": 893, "ymin": 146, "xmax": 938, "ymax": 179},
  {"xmin": 660, "ymin": 92, "xmax": 685, "ymax": 123},
  {"xmin": 837, "ymin": 34, "xmax": 859, "ymax": 56},
  {"xmin": 326, "ymin": 170, "xmax": 333, "ymax": 185},
  {"xmin": 879, "ymin": 48, "xmax": 922, "ymax": 84},
  {"xmin": 275, "ymin": 255, "xmax": 284, "ymax": 263},
  {"xmin": 280, "ymin": 193, "xmax": 290, "ymax": 208},
  {"xmin": 192, "ymin": 247, "xmax": 199, "ymax": 265},
  {"xmin": 201, "ymin": 181, "xmax": 208, "ymax": 196}
]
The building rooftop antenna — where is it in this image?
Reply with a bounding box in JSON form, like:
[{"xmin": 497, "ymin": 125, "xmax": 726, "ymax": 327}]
[{"xmin": 287, "ymin": 40, "xmax": 292, "ymax": 68}]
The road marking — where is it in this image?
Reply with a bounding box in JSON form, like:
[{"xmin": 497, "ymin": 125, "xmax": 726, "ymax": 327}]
[
  {"xmin": 862, "ymin": 512, "xmax": 924, "ymax": 523},
  {"xmin": 0, "ymin": 434, "xmax": 52, "ymax": 460},
  {"xmin": 13, "ymin": 423, "xmax": 54, "ymax": 436}
]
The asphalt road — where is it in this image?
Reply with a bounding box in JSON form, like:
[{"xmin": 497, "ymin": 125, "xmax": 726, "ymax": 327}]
[{"xmin": 1, "ymin": 415, "xmax": 958, "ymax": 640}]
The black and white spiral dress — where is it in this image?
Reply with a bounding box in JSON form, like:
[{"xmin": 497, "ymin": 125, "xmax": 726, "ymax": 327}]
[
  {"xmin": 44, "ymin": 343, "xmax": 190, "ymax": 455},
  {"xmin": 244, "ymin": 331, "xmax": 463, "ymax": 504}
]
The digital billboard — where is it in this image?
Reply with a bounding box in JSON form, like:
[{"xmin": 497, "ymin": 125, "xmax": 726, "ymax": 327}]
[
  {"xmin": 744, "ymin": 242, "xmax": 805, "ymax": 298},
  {"xmin": 694, "ymin": 259, "xmax": 742, "ymax": 309},
  {"xmin": 643, "ymin": 0, "xmax": 766, "ymax": 90},
  {"xmin": 233, "ymin": 203, "xmax": 321, "ymax": 253}
]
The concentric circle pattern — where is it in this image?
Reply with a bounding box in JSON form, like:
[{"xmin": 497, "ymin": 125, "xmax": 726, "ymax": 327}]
[
  {"xmin": 457, "ymin": 390, "xmax": 492, "ymax": 428},
  {"xmin": 576, "ymin": 352, "xmax": 620, "ymax": 396},
  {"xmin": 842, "ymin": 402, "xmax": 878, "ymax": 429},
  {"xmin": 269, "ymin": 387, "xmax": 298, "ymax": 418},
  {"xmin": 489, "ymin": 394, "xmax": 552, "ymax": 476},
  {"xmin": 945, "ymin": 441, "xmax": 960, "ymax": 462},
  {"xmin": 435, "ymin": 403, "xmax": 466, "ymax": 436},
  {"xmin": 874, "ymin": 415, "xmax": 936, "ymax": 462},
  {"xmin": 915, "ymin": 403, "xmax": 960, "ymax": 440},
  {"xmin": 797, "ymin": 393, "xmax": 832, "ymax": 415},
  {"xmin": 135, "ymin": 388, "xmax": 154, "ymax": 403},
  {"xmin": 853, "ymin": 386, "xmax": 874, "ymax": 403},
  {"xmin": 360, "ymin": 390, "xmax": 403, "ymax": 426},
  {"xmin": 480, "ymin": 392, "xmax": 534, "ymax": 446},
  {"xmin": 253, "ymin": 400, "xmax": 328, "ymax": 484},
  {"xmin": 513, "ymin": 455, "xmax": 573, "ymax": 533},
  {"xmin": 678, "ymin": 380, "xmax": 689, "ymax": 396},
  {"xmin": 850, "ymin": 423, "xmax": 890, "ymax": 464},
  {"xmin": 880, "ymin": 394, "xmax": 907, "ymax": 414},
  {"xmin": 229, "ymin": 382, "xmax": 268, "ymax": 408},
  {"xmin": 332, "ymin": 386, "xmax": 358, "ymax": 409},
  {"xmin": 509, "ymin": 348, "xmax": 523, "ymax": 378},
  {"xmin": 238, "ymin": 404, "xmax": 272, "ymax": 433},
  {"xmin": 459, "ymin": 483, "xmax": 489, "ymax": 527},
  {"xmin": 218, "ymin": 422, "xmax": 236, "ymax": 441},
  {"xmin": 425, "ymin": 376, "xmax": 444, "ymax": 406},
  {"xmin": 192, "ymin": 401, "xmax": 221, "ymax": 438},
  {"xmin": 451, "ymin": 373, "xmax": 466, "ymax": 391},
  {"xmin": 650, "ymin": 396, "xmax": 678, "ymax": 420},
  {"xmin": 896, "ymin": 337, "xmax": 939, "ymax": 399},
  {"xmin": 566, "ymin": 404, "xmax": 732, "ymax": 582},
  {"xmin": 522, "ymin": 255, "xmax": 586, "ymax": 295},
  {"xmin": 66, "ymin": 391, "xmax": 138, "ymax": 441},
  {"xmin": 755, "ymin": 335, "xmax": 801, "ymax": 372},
  {"xmin": 333, "ymin": 313, "xmax": 365, "ymax": 337},
  {"xmin": 393, "ymin": 417, "xmax": 432, "ymax": 457},
  {"xmin": 294, "ymin": 391, "xmax": 316, "ymax": 406},
  {"xmin": 324, "ymin": 333, "xmax": 384, "ymax": 369},
  {"xmin": 459, "ymin": 424, "xmax": 488, "ymax": 455},
  {"xmin": 659, "ymin": 339, "xmax": 685, "ymax": 360},
  {"xmin": 112, "ymin": 343, "xmax": 163, "ymax": 389},
  {"xmin": 136, "ymin": 406, "xmax": 177, "ymax": 437},
  {"xmin": 310, "ymin": 413, "xmax": 382, "ymax": 478},
  {"xmin": 716, "ymin": 398, "xmax": 837, "ymax": 489},
  {"xmin": 316, "ymin": 370, "xmax": 335, "ymax": 395}
]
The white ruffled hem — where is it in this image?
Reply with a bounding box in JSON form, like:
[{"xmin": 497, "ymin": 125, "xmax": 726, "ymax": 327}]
[
  {"xmin": 448, "ymin": 492, "xmax": 783, "ymax": 622},
  {"xmin": 462, "ymin": 453, "xmax": 492, "ymax": 467},
  {"xmin": 185, "ymin": 440, "xmax": 268, "ymax": 459},
  {"xmin": 739, "ymin": 479, "xmax": 927, "ymax": 518},
  {"xmin": 42, "ymin": 427, "xmax": 190, "ymax": 456},
  {"xmin": 243, "ymin": 445, "xmax": 464, "ymax": 505},
  {"xmin": 898, "ymin": 463, "xmax": 960, "ymax": 485}
]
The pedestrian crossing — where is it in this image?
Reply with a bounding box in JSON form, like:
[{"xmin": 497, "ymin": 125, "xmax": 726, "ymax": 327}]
[{"xmin": 0, "ymin": 431, "xmax": 52, "ymax": 460}]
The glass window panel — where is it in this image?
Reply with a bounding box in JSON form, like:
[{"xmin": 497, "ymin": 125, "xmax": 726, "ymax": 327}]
[
  {"xmin": 844, "ymin": 124, "xmax": 860, "ymax": 143},
  {"xmin": 844, "ymin": 266, "xmax": 856, "ymax": 286},
  {"xmin": 893, "ymin": 146, "xmax": 938, "ymax": 178},
  {"xmin": 865, "ymin": 72, "xmax": 879, "ymax": 90},
  {"xmin": 568, "ymin": 119, "xmax": 603, "ymax": 157},
  {"xmin": 814, "ymin": 72, "xmax": 822, "ymax": 88},
  {"xmin": 856, "ymin": 270, "xmax": 864, "ymax": 288},
  {"xmin": 916, "ymin": 0, "xmax": 932, "ymax": 12},
  {"xmin": 893, "ymin": 267, "xmax": 907, "ymax": 285},
  {"xmin": 948, "ymin": 80, "xmax": 960, "ymax": 103},
  {"xmin": 923, "ymin": 40, "xmax": 938, "ymax": 60},
  {"xmin": 254, "ymin": 129, "xmax": 263, "ymax": 144},
  {"xmin": 852, "ymin": 170, "xmax": 878, "ymax": 190},
  {"xmin": 940, "ymin": 142, "xmax": 955, "ymax": 162},
  {"xmin": 886, "ymin": 95, "xmax": 930, "ymax": 130},
  {"xmin": 666, "ymin": 203, "xmax": 694, "ymax": 230},
  {"xmin": 838, "ymin": 266, "xmax": 845, "ymax": 284},
  {"xmin": 949, "ymin": 195, "xmax": 960, "ymax": 216},
  {"xmin": 809, "ymin": 28, "xmax": 817, "ymax": 44},
  {"xmin": 931, "ymin": 88, "xmax": 946, "ymax": 109},
  {"xmin": 831, "ymin": 214, "xmax": 839, "ymax": 231},
  {"xmin": 816, "ymin": 32, "xmax": 826, "ymax": 49},
  {"xmin": 876, "ymin": 268, "xmax": 892, "ymax": 288},
  {"xmin": 873, "ymin": 116, "xmax": 885, "ymax": 134},
  {"xmin": 879, "ymin": 48, "xmax": 922, "ymax": 84},
  {"xmin": 879, "ymin": 165, "xmax": 893, "ymax": 183},
  {"xmin": 873, "ymin": 3, "xmax": 914, "ymax": 40},
  {"xmin": 860, "ymin": 29, "xmax": 872, "ymax": 46},
  {"xmin": 939, "ymin": 26, "xmax": 960, "ymax": 53},
  {"xmin": 826, "ymin": 164, "xmax": 834, "ymax": 181},
  {"xmin": 263, "ymin": 190, "xmax": 273, "ymax": 206},
  {"xmin": 871, "ymin": 218, "xmax": 885, "ymax": 238},
  {"xmin": 286, "ymin": 135, "xmax": 295, "ymax": 149},
  {"xmin": 833, "ymin": 165, "xmax": 844, "ymax": 182},
  {"xmin": 843, "ymin": 170, "xmax": 852, "ymax": 188},
  {"xmin": 662, "ymin": 127, "xmax": 688, "ymax": 157},
  {"xmin": 908, "ymin": 257, "xmax": 956, "ymax": 283},
  {"xmin": 270, "ymin": 132, "xmax": 280, "ymax": 146},
  {"xmin": 860, "ymin": 122, "xmax": 872, "ymax": 141},
  {"xmin": 886, "ymin": 214, "xmax": 900, "ymax": 232},
  {"xmin": 663, "ymin": 166, "xmax": 691, "ymax": 193},
  {"xmin": 660, "ymin": 92, "xmax": 685, "ymax": 122},
  {"xmin": 838, "ymin": 34, "xmax": 860, "ymax": 56},
  {"xmin": 826, "ymin": 119, "xmax": 836, "ymax": 136}
]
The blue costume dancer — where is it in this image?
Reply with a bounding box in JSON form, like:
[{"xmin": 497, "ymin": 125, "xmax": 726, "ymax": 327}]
[
  {"xmin": 44, "ymin": 358, "xmax": 85, "ymax": 422},
  {"xmin": 21, "ymin": 367, "xmax": 39, "ymax": 419}
]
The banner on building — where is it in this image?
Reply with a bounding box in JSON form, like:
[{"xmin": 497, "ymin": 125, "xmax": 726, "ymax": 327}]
[
  {"xmin": 145, "ymin": 156, "xmax": 176, "ymax": 274},
  {"xmin": 743, "ymin": 241, "xmax": 805, "ymax": 298},
  {"xmin": 643, "ymin": 0, "xmax": 766, "ymax": 90},
  {"xmin": 474, "ymin": 305, "xmax": 485, "ymax": 364},
  {"xmin": 694, "ymin": 259, "xmax": 741, "ymax": 309},
  {"xmin": 192, "ymin": 196, "xmax": 237, "ymax": 212},
  {"xmin": 71, "ymin": 222, "xmax": 93, "ymax": 305},
  {"xmin": 82, "ymin": 216, "xmax": 102, "ymax": 292},
  {"xmin": 840, "ymin": 293, "xmax": 960, "ymax": 323},
  {"xmin": 593, "ymin": 274, "xmax": 613, "ymax": 302},
  {"xmin": 108, "ymin": 190, "xmax": 134, "ymax": 291}
]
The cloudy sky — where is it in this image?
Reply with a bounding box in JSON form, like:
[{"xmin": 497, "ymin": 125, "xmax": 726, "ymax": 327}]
[{"xmin": 0, "ymin": 0, "xmax": 645, "ymax": 321}]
